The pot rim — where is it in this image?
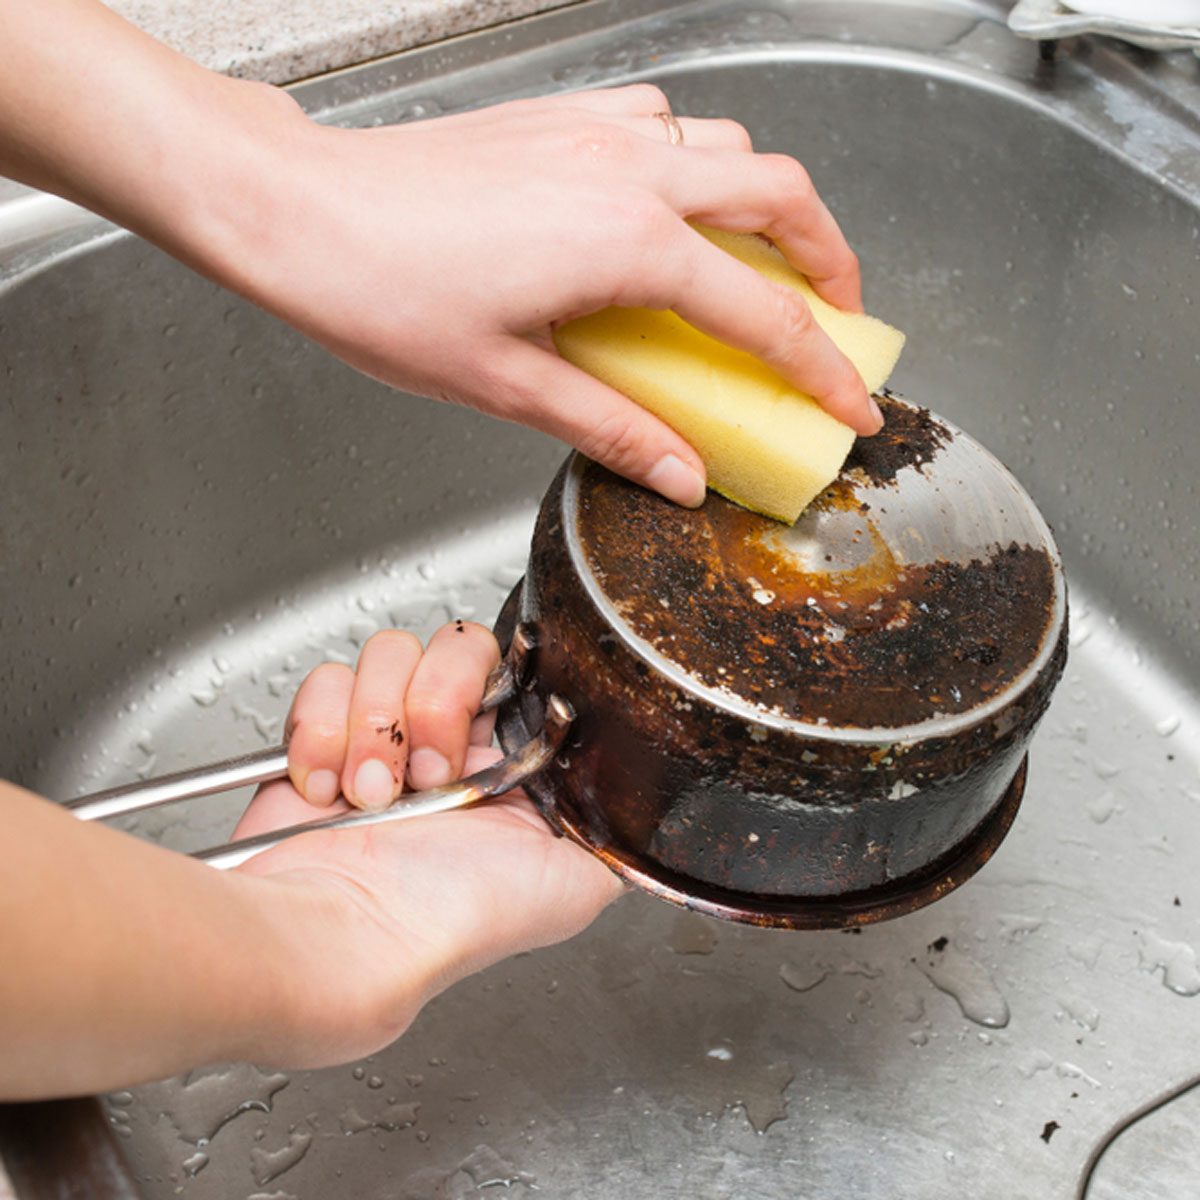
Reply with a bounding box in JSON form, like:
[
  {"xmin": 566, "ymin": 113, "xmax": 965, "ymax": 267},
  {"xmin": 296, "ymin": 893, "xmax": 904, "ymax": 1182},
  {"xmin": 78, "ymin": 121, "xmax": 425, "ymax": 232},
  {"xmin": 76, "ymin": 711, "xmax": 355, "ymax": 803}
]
[{"xmin": 561, "ymin": 413, "xmax": 1067, "ymax": 746}]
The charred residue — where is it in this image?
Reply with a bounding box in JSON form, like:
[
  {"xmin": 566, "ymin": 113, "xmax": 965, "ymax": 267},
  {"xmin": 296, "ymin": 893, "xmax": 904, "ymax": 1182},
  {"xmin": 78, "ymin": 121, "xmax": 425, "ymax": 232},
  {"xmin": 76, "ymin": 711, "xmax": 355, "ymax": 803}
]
[
  {"xmin": 844, "ymin": 390, "xmax": 952, "ymax": 485},
  {"xmin": 577, "ymin": 462, "xmax": 1057, "ymax": 729}
]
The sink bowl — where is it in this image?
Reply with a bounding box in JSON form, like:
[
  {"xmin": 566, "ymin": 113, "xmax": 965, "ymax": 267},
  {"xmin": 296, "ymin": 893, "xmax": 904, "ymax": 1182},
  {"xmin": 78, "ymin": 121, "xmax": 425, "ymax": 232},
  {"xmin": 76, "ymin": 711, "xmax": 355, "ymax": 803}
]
[{"xmin": 1, "ymin": 1, "xmax": 1198, "ymax": 1196}]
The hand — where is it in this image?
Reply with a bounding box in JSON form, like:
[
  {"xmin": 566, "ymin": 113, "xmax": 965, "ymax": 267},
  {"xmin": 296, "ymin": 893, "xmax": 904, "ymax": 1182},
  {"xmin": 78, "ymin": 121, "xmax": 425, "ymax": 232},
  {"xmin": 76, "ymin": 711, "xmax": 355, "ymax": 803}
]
[
  {"xmin": 1, "ymin": 3, "xmax": 876, "ymax": 507},
  {"xmin": 229, "ymin": 623, "xmax": 623, "ymax": 1068},
  {"xmin": 4, "ymin": 7, "xmax": 875, "ymax": 509},
  {"xmin": 198, "ymin": 84, "xmax": 878, "ymax": 507}
]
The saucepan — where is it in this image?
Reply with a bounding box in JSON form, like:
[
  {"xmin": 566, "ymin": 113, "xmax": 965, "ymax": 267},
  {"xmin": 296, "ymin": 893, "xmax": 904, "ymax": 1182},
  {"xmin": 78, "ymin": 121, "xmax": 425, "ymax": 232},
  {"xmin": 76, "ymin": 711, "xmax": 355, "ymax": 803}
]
[{"xmin": 70, "ymin": 394, "xmax": 1067, "ymax": 928}]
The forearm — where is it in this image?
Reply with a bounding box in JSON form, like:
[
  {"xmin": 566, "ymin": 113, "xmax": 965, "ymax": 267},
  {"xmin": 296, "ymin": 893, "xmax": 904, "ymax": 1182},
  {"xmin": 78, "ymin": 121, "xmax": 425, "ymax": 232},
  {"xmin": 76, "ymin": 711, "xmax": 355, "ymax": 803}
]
[
  {"xmin": 0, "ymin": 0, "xmax": 293, "ymax": 286},
  {"xmin": 0, "ymin": 781, "xmax": 311, "ymax": 1099}
]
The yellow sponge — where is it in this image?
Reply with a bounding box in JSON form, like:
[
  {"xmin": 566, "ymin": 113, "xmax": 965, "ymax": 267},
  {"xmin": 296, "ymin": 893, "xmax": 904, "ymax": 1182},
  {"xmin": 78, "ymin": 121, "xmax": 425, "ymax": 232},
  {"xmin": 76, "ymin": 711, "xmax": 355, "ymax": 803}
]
[{"xmin": 553, "ymin": 226, "xmax": 905, "ymax": 523}]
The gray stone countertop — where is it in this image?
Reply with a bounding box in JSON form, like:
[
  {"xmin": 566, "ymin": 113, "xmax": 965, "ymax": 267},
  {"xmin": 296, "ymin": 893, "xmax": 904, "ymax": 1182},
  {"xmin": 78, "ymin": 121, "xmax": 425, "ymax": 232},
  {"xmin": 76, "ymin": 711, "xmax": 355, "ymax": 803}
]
[{"xmin": 105, "ymin": 0, "xmax": 580, "ymax": 83}]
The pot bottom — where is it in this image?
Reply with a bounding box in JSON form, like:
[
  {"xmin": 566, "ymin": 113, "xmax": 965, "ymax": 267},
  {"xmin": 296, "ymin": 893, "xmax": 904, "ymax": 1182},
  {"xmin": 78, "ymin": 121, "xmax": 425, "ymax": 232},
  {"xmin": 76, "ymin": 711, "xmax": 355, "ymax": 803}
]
[{"xmin": 494, "ymin": 584, "xmax": 1026, "ymax": 930}]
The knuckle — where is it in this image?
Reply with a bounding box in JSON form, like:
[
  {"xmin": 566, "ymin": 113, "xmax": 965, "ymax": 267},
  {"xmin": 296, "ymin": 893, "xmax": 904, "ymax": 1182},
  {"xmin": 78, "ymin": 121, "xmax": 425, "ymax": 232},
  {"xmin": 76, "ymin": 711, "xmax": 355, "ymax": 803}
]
[
  {"xmin": 766, "ymin": 293, "xmax": 818, "ymax": 364},
  {"xmin": 718, "ymin": 118, "xmax": 753, "ymax": 151},
  {"xmin": 595, "ymin": 198, "xmax": 679, "ymax": 307},
  {"xmin": 409, "ymin": 693, "xmax": 473, "ymax": 731},
  {"xmin": 298, "ymin": 719, "xmax": 348, "ymax": 747},
  {"xmin": 575, "ymin": 407, "xmax": 646, "ymax": 472},
  {"xmin": 627, "ymin": 82, "xmax": 670, "ymax": 112},
  {"xmin": 767, "ymin": 154, "xmax": 815, "ymax": 205},
  {"xmin": 572, "ymin": 121, "xmax": 636, "ymax": 162},
  {"xmin": 633, "ymin": 196, "xmax": 677, "ymax": 244},
  {"xmin": 362, "ymin": 709, "xmax": 403, "ymax": 731}
]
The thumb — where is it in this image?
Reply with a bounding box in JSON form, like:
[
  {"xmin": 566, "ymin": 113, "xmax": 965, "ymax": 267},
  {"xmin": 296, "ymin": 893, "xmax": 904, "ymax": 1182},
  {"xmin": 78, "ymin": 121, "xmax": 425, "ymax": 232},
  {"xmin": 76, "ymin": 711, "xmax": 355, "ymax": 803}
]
[{"xmin": 491, "ymin": 338, "xmax": 707, "ymax": 507}]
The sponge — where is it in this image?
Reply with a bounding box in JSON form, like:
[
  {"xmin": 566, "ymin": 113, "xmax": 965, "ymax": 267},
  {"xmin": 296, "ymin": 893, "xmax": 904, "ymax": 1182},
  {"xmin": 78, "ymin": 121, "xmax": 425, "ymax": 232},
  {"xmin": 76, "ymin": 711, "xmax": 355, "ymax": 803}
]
[{"xmin": 553, "ymin": 226, "xmax": 905, "ymax": 523}]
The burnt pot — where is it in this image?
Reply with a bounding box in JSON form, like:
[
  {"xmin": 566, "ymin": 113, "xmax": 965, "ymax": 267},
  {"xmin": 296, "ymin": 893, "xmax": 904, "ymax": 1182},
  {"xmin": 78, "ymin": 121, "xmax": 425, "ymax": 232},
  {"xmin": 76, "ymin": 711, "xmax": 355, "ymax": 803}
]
[{"xmin": 495, "ymin": 396, "xmax": 1068, "ymax": 929}]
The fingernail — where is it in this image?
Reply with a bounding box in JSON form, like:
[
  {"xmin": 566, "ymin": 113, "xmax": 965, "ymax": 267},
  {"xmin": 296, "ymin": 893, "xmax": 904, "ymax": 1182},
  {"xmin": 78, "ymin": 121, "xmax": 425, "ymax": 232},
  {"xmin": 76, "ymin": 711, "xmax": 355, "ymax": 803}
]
[
  {"xmin": 305, "ymin": 768, "xmax": 339, "ymax": 807},
  {"xmin": 868, "ymin": 396, "xmax": 884, "ymax": 432},
  {"xmin": 646, "ymin": 454, "xmax": 706, "ymax": 508},
  {"xmin": 408, "ymin": 747, "xmax": 452, "ymax": 790},
  {"xmin": 353, "ymin": 758, "xmax": 396, "ymax": 812}
]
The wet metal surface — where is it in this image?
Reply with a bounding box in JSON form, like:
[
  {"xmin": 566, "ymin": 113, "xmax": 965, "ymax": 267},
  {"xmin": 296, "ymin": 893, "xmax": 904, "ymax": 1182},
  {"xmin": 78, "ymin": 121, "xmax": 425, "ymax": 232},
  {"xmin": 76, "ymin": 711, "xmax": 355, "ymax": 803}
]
[{"xmin": 2, "ymin": 0, "xmax": 1199, "ymax": 1196}]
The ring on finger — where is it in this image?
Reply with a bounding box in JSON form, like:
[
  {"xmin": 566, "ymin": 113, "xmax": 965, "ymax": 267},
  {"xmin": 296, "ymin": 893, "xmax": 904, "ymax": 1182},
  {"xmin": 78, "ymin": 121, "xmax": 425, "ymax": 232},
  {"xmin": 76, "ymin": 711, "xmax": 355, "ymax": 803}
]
[{"xmin": 652, "ymin": 110, "xmax": 685, "ymax": 146}]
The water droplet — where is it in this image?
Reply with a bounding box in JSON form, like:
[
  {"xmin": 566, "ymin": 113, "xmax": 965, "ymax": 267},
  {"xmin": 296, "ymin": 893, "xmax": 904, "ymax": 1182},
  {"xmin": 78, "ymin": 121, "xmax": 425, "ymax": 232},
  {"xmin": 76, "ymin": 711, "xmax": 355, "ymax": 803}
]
[
  {"xmin": 181, "ymin": 1150, "xmax": 208, "ymax": 1177},
  {"xmin": 779, "ymin": 961, "xmax": 830, "ymax": 993},
  {"xmin": 367, "ymin": 1075, "xmax": 384, "ymax": 1090},
  {"xmin": 339, "ymin": 1100, "xmax": 419, "ymax": 1135},
  {"xmin": 1088, "ymin": 791, "xmax": 1118, "ymax": 824},
  {"xmin": 669, "ymin": 912, "xmax": 718, "ymax": 956},
  {"xmin": 998, "ymin": 914, "xmax": 1042, "ymax": 941},
  {"xmin": 1018, "ymin": 1049, "xmax": 1054, "ymax": 1078},
  {"xmin": 1155, "ymin": 715, "xmax": 1181, "ymax": 737},
  {"xmin": 736, "ymin": 1060, "xmax": 794, "ymax": 1134},
  {"xmin": 250, "ymin": 1129, "xmax": 312, "ymax": 1186},
  {"xmin": 352, "ymin": 1066, "xmax": 365, "ymax": 1081},
  {"xmin": 916, "ymin": 941, "xmax": 1010, "ymax": 1028},
  {"xmin": 841, "ymin": 960, "xmax": 882, "ymax": 979},
  {"xmin": 707, "ymin": 1046, "xmax": 734, "ymax": 1062},
  {"xmin": 164, "ymin": 1065, "xmax": 289, "ymax": 1144},
  {"xmin": 1058, "ymin": 996, "xmax": 1101, "ymax": 1031},
  {"xmin": 1068, "ymin": 937, "xmax": 1103, "ymax": 970},
  {"xmin": 891, "ymin": 990, "xmax": 925, "ymax": 1022},
  {"xmin": 1056, "ymin": 1061, "xmax": 1101, "ymax": 1089},
  {"xmin": 456, "ymin": 1144, "xmax": 536, "ymax": 1190},
  {"xmin": 1138, "ymin": 931, "xmax": 1200, "ymax": 995}
]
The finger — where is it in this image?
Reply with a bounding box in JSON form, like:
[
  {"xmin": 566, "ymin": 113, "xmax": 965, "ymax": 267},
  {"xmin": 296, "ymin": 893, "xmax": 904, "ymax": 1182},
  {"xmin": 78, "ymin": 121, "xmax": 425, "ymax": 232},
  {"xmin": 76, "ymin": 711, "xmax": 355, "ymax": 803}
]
[
  {"xmin": 469, "ymin": 709, "xmax": 497, "ymax": 748},
  {"xmin": 656, "ymin": 225, "xmax": 876, "ymax": 434},
  {"xmin": 488, "ymin": 337, "xmax": 708, "ymax": 507},
  {"xmin": 343, "ymin": 630, "xmax": 424, "ymax": 812},
  {"xmin": 233, "ymin": 778, "xmax": 352, "ymax": 842},
  {"xmin": 406, "ymin": 622, "xmax": 501, "ymax": 790},
  {"xmin": 614, "ymin": 115, "xmax": 753, "ymax": 152},
  {"xmin": 285, "ymin": 663, "xmax": 355, "ymax": 807},
  {"xmin": 523, "ymin": 83, "xmax": 676, "ymax": 118},
  {"xmin": 657, "ymin": 151, "xmax": 862, "ymax": 313}
]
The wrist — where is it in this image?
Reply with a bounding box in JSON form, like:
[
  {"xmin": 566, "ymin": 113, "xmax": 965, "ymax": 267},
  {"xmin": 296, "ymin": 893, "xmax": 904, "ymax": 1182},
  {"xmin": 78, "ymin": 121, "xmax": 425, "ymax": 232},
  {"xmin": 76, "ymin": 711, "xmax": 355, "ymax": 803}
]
[
  {"xmin": 136, "ymin": 74, "xmax": 313, "ymax": 295},
  {"xmin": 227, "ymin": 861, "xmax": 440, "ymax": 1070}
]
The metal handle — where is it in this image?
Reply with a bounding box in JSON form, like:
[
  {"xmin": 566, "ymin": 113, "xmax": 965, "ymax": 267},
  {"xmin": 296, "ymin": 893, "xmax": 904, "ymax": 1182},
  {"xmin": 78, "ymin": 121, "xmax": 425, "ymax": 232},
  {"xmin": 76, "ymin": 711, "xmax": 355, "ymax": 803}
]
[
  {"xmin": 198, "ymin": 695, "xmax": 573, "ymax": 870},
  {"xmin": 64, "ymin": 624, "xmax": 560, "ymax": 869}
]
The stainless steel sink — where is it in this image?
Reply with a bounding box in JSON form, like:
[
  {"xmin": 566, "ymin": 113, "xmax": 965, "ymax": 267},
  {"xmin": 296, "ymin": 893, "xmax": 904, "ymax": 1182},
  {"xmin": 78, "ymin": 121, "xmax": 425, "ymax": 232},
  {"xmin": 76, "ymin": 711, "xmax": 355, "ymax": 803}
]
[{"xmin": 2, "ymin": 1, "xmax": 1198, "ymax": 1196}]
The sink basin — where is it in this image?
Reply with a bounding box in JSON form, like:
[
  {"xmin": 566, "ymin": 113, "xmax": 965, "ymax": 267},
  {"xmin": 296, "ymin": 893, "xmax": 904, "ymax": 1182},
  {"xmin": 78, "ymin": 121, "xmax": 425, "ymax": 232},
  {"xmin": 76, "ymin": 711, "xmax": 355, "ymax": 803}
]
[{"xmin": 1, "ymin": 1, "xmax": 1198, "ymax": 1196}]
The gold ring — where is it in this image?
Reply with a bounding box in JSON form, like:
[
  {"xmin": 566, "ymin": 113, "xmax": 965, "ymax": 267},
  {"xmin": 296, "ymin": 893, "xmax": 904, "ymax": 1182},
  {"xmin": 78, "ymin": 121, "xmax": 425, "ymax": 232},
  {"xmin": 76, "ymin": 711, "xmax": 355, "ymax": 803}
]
[{"xmin": 652, "ymin": 110, "xmax": 685, "ymax": 146}]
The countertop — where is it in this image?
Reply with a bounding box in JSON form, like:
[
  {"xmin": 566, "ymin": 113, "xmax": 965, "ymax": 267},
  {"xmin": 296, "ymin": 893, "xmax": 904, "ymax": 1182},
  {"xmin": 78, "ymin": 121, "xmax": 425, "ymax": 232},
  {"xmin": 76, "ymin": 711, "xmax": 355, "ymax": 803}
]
[{"xmin": 105, "ymin": 0, "xmax": 581, "ymax": 83}]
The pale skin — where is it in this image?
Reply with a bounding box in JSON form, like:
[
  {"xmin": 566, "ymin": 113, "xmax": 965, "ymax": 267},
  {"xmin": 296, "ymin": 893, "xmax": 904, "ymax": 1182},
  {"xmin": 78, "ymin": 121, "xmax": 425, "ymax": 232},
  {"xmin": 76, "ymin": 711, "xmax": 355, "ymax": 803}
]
[{"xmin": 0, "ymin": 0, "xmax": 877, "ymax": 1097}]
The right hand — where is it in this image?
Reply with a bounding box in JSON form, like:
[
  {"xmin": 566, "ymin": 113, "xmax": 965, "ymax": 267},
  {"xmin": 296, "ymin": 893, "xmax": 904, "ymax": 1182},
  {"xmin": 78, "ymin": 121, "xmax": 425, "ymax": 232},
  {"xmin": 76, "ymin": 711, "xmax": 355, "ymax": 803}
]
[{"xmin": 195, "ymin": 83, "xmax": 877, "ymax": 507}]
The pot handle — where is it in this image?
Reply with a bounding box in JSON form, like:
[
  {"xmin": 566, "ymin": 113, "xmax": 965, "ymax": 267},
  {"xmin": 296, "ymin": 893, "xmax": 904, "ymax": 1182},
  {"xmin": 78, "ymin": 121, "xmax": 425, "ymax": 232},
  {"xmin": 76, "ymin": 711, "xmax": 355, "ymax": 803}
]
[{"xmin": 64, "ymin": 624, "xmax": 570, "ymax": 870}]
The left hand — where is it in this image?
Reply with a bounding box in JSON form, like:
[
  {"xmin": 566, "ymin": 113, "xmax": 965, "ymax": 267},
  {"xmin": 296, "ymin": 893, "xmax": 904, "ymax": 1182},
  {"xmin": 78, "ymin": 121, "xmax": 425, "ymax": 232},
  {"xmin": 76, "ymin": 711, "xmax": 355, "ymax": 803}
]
[{"xmin": 228, "ymin": 623, "xmax": 623, "ymax": 1068}]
